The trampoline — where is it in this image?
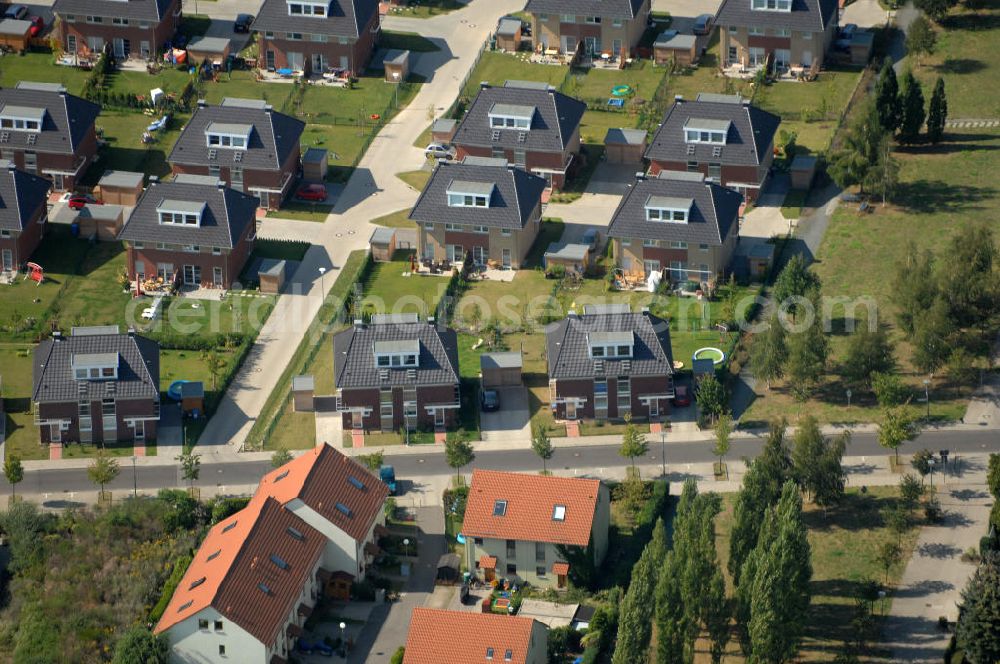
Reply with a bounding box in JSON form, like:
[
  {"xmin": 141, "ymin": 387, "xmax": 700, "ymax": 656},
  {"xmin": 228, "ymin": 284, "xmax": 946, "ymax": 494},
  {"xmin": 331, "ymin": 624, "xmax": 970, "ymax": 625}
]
[
  {"xmin": 611, "ymin": 84, "xmax": 633, "ymax": 97},
  {"xmin": 167, "ymin": 380, "xmax": 190, "ymax": 401}
]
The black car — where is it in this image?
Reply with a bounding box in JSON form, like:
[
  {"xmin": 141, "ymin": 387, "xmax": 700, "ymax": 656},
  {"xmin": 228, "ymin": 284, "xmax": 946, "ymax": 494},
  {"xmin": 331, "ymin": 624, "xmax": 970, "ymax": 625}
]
[
  {"xmin": 234, "ymin": 13, "xmax": 254, "ymax": 33},
  {"xmin": 480, "ymin": 389, "xmax": 500, "ymax": 412}
]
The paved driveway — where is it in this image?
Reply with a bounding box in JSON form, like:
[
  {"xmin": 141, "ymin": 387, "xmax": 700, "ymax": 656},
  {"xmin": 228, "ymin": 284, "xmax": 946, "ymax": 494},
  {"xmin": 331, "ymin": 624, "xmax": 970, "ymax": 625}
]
[
  {"xmin": 842, "ymin": 0, "xmax": 891, "ymax": 28},
  {"xmin": 480, "ymin": 386, "xmax": 531, "ymax": 443}
]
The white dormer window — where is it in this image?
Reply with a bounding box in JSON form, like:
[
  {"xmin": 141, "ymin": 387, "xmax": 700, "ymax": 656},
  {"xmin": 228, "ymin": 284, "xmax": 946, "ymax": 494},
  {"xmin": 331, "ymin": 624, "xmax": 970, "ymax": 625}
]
[
  {"xmin": 0, "ymin": 105, "xmax": 45, "ymax": 132},
  {"xmin": 373, "ymin": 340, "xmax": 420, "ymax": 369},
  {"xmin": 446, "ymin": 180, "xmax": 494, "ymax": 208},
  {"xmin": 645, "ymin": 196, "xmax": 692, "ymax": 223},
  {"xmin": 205, "ymin": 122, "xmax": 252, "ymax": 150},
  {"xmin": 287, "ymin": 0, "xmax": 328, "ymax": 15},
  {"xmin": 587, "ymin": 332, "xmax": 634, "ymax": 359},
  {"xmin": 752, "ymin": 0, "xmax": 792, "ymax": 10},
  {"xmin": 158, "ymin": 200, "xmax": 206, "ymax": 226},
  {"xmin": 488, "ymin": 103, "xmax": 534, "ymax": 130},
  {"xmin": 72, "ymin": 353, "xmax": 119, "ymax": 381},
  {"xmin": 683, "ymin": 118, "xmax": 729, "ymax": 145}
]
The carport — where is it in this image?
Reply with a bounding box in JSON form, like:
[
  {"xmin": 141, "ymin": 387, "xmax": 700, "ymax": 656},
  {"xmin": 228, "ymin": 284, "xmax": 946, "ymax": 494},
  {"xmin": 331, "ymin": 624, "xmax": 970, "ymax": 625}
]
[
  {"xmin": 436, "ymin": 553, "xmax": 461, "ymax": 585},
  {"xmin": 480, "ymin": 352, "xmax": 522, "ymax": 387},
  {"xmin": 604, "ymin": 128, "xmax": 647, "ymax": 164}
]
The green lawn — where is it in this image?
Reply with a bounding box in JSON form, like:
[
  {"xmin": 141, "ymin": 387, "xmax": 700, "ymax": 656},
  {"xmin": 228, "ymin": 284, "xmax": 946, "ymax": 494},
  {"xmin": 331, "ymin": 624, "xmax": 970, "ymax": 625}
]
[
  {"xmin": 381, "ymin": 0, "xmax": 465, "ymax": 19},
  {"xmin": 397, "ymin": 170, "xmax": 431, "ymax": 191},
  {"xmin": 358, "ymin": 257, "xmax": 446, "ymax": 318},
  {"xmin": 137, "ymin": 294, "xmax": 276, "ymax": 342},
  {"xmin": 0, "ymin": 51, "xmax": 92, "ymax": 96},
  {"xmin": 0, "ymin": 346, "xmax": 33, "ymax": 403},
  {"xmin": 459, "ymin": 52, "xmax": 568, "ymax": 101},
  {"xmin": 380, "ymin": 31, "xmax": 441, "ymax": 53},
  {"xmin": 266, "ymin": 201, "xmax": 333, "ymax": 222},
  {"xmin": 85, "ymin": 110, "xmax": 185, "ymax": 186},
  {"xmin": 580, "ymin": 108, "xmax": 637, "ymax": 144},
  {"xmin": 104, "ymin": 66, "xmax": 195, "ymax": 99},
  {"xmin": 371, "ymin": 209, "xmax": 417, "ymax": 228},
  {"xmin": 250, "ymin": 240, "xmax": 311, "ymax": 263},
  {"xmin": 265, "ymin": 403, "xmax": 317, "ymax": 450},
  {"xmin": 562, "ymin": 59, "xmax": 667, "ymax": 106},
  {"xmin": 3, "ymin": 411, "xmax": 46, "ymax": 461}
]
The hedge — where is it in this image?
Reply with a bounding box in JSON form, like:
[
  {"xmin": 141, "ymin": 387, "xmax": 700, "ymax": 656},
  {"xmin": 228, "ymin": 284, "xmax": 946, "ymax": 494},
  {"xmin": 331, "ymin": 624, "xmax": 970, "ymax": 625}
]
[{"xmin": 148, "ymin": 553, "xmax": 193, "ymax": 623}]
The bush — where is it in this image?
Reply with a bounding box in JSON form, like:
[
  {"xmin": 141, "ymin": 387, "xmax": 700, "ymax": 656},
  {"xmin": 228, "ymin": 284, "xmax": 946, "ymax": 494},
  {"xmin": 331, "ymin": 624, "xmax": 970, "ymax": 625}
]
[
  {"xmin": 390, "ymin": 647, "xmax": 405, "ymax": 664},
  {"xmin": 149, "ymin": 554, "xmax": 193, "ymax": 623},
  {"xmin": 209, "ymin": 496, "xmax": 251, "ymax": 524}
]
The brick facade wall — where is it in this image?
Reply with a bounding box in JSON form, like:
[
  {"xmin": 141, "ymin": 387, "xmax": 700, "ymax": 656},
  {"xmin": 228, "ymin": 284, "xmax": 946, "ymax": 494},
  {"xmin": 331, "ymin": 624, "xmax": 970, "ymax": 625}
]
[
  {"xmin": 551, "ymin": 374, "xmax": 672, "ymax": 421},
  {"xmin": 454, "ymin": 132, "xmax": 579, "ymax": 189},
  {"xmin": 0, "ymin": 203, "xmax": 45, "ymax": 268},
  {"xmin": 1, "ymin": 125, "xmax": 98, "ymax": 192},
  {"xmin": 125, "ymin": 220, "xmax": 255, "ymax": 289},
  {"xmin": 171, "ymin": 140, "xmax": 301, "ymax": 210},
  {"xmin": 648, "ymin": 156, "xmax": 772, "ymax": 202},
  {"xmin": 57, "ymin": 0, "xmax": 182, "ymax": 59},
  {"xmin": 258, "ymin": 11, "xmax": 379, "ymax": 75},
  {"xmin": 338, "ymin": 382, "xmax": 459, "ymax": 431},
  {"xmin": 37, "ymin": 397, "xmax": 159, "ymax": 445}
]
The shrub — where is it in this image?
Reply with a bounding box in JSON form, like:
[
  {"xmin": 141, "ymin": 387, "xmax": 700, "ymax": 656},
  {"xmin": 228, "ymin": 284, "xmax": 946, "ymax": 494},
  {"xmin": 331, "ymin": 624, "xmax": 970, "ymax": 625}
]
[
  {"xmin": 149, "ymin": 554, "xmax": 193, "ymax": 622},
  {"xmin": 390, "ymin": 647, "xmax": 405, "ymax": 664}
]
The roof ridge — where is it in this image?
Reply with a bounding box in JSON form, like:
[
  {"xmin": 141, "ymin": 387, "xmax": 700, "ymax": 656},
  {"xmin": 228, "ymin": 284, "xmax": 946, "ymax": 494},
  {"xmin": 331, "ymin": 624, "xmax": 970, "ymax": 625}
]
[
  {"xmin": 743, "ymin": 104, "xmax": 759, "ymax": 167},
  {"xmin": 707, "ymin": 182, "xmax": 722, "ymax": 244},
  {"xmin": 509, "ymin": 167, "xmax": 523, "ymax": 225},
  {"xmin": 549, "ymin": 90, "xmax": 565, "ymax": 149},
  {"xmin": 129, "ymin": 334, "xmax": 159, "ymax": 392},
  {"xmin": 31, "ymin": 339, "xmax": 56, "ymax": 401}
]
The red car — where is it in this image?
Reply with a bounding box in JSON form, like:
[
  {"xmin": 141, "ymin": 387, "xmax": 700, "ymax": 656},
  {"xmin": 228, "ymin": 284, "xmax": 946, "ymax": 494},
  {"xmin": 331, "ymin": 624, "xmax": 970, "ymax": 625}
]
[
  {"xmin": 67, "ymin": 195, "xmax": 102, "ymax": 210},
  {"xmin": 27, "ymin": 16, "xmax": 43, "ymax": 38},
  {"xmin": 296, "ymin": 184, "xmax": 327, "ymax": 201},
  {"xmin": 673, "ymin": 385, "xmax": 691, "ymax": 407}
]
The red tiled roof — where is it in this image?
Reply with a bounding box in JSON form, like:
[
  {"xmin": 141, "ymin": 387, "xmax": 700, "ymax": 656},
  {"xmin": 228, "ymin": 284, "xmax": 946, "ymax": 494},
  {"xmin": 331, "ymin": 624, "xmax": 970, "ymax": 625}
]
[
  {"xmin": 462, "ymin": 470, "xmax": 601, "ymax": 547},
  {"xmin": 256, "ymin": 443, "xmax": 389, "ymax": 543},
  {"xmin": 552, "ymin": 562, "xmax": 570, "ymax": 576},
  {"xmin": 155, "ymin": 496, "xmax": 325, "ymax": 647},
  {"xmin": 404, "ymin": 608, "xmax": 540, "ymax": 664},
  {"xmin": 480, "ymin": 555, "xmax": 497, "ymax": 569}
]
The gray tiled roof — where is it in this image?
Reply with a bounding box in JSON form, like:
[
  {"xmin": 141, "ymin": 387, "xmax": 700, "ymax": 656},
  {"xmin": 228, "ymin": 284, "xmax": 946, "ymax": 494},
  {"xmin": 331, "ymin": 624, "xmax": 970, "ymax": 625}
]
[
  {"xmin": 0, "ymin": 20, "xmax": 32, "ymax": 37},
  {"xmin": 481, "ymin": 352, "xmax": 522, "ymax": 370},
  {"xmin": 606, "ymin": 173, "xmax": 743, "ymax": 245},
  {"xmin": 32, "ymin": 331, "xmax": 160, "ymax": 403},
  {"xmin": 117, "ymin": 179, "xmax": 259, "ymax": 249},
  {"xmin": 409, "ymin": 160, "xmax": 546, "ymax": 231},
  {"xmin": 716, "ymin": 0, "xmax": 838, "ymax": 32},
  {"xmin": 333, "ymin": 321, "xmax": 460, "ymax": 389},
  {"xmin": 0, "ymin": 162, "xmax": 51, "ymax": 232},
  {"xmin": 525, "ymin": 0, "xmax": 646, "ymax": 21},
  {"xmin": 99, "ymin": 170, "xmax": 144, "ymax": 189},
  {"xmin": 168, "ymin": 99, "xmax": 304, "ymax": 171},
  {"xmin": 645, "ymin": 96, "xmax": 780, "ymax": 167},
  {"xmin": 53, "ymin": 0, "xmax": 176, "ymax": 21},
  {"xmin": 605, "ymin": 128, "xmax": 646, "ymax": 145},
  {"xmin": 252, "ymin": 0, "xmax": 380, "ymax": 38},
  {"xmin": 0, "ymin": 83, "xmax": 100, "ymax": 155},
  {"xmin": 453, "ymin": 82, "xmax": 586, "ymax": 154},
  {"xmin": 545, "ymin": 309, "xmax": 674, "ymax": 380}
]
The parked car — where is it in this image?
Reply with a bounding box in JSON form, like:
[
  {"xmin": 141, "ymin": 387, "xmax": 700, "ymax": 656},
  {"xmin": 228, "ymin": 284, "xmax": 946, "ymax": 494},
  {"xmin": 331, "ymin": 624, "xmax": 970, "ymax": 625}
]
[
  {"xmin": 480, "ymin": 389, "xmax": 500, "ymax": 412},
  {"xmin": 673, "ymin": 385, "xmax": 691, "ymax": 407},
  {"xmin": 835, "ymin": 23, "xmax": 857, "ymax": 50},
  {"xmin": 656, "ymin": 29, "xmax": 679, "ymax": 42},
  {"xmin": 67, "ymin": 194, "xmax": 102, "ymax": 210},
  {"xmin": 311, "ymin": 640, "xmax": 334, "ymax": 657},
  {"xmin": 693, "ymin": 14, "xmax": 714, "ymax": 35},
  {"xmin": 234, "ymin": 13, "xmax": 254, "ymax": 33},
  {"xmin": 424, "ymin": 142, "xmax": 456, "ymax": 160},
  {"xmin": 4, "ymin": 5, "xmax": 28, "ymax": 19},
  {"xmin": 582, "ymin": 228, "xmax": 600, "ymax": 250},
  {"xmin": 27, "ymin": 16, "xmax": 43, "ymax": 37},
  {"xmin": 379, "ymin": 465, "xmax": 397, "ymax": 495},
  {"xmin": 296, "ymin": 638, "xmax": 314, "ymax": 655},
  {"xmin": 296, "ymin": 183, "xmax": 327, "ymax": 201}
]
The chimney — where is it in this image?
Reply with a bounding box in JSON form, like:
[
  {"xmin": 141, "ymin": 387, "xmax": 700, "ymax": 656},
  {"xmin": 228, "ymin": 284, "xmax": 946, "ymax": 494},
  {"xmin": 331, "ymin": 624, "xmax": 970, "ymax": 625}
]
[
  {"xmin": 427, "ymin": 316, "xmax": 435, "ymax": 326},
  {"xmin": 641, "ymin": 306, "xmax": 650, "ymax": 316},
  {"xmin": 634, "ymin": 171, "xmax": 645, "ymax": 181},
  {"xmin": 264, "ymin": 104, "xmax": 273, "ymax": 113},
  {"xmin": 127, "ymin": 327, "xmax": 136, "ymax": 336},
  {"xmin": 479, "ymin": 81, "xmax": 490, "ymax": 89},
  {"xmin": 567, "ymin": 309, "xmax": 577, "ymax": 318},
  {"xmin": 674, "ymin": 94, "xmax": 683, "ymax": 103},
  {"xmin": 353, "ymin": 319, "xmax": 364, "ymax": 328},
  {"xmin": 197, "ymin": 99, "xmax": 207, "ymax": 108},
  {"xmin": 52, "ymin": 331, "xmax": 63, "ymax": 341}
]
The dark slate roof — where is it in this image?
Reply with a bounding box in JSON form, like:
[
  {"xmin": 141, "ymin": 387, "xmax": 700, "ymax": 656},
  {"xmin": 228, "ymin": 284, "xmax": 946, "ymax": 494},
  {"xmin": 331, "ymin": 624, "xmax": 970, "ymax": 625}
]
[
  {"xmin": 453, "ymin": 82, "xmax": 586, "ymax": 154},
  {"xmin": 0, "ymin": 83, "xmax": 100, "ymax": 155},
  {"xmin": 53, "ymin": 0, "xmax": 176, "ymax": 21},
  {"xmin": 545, "ymin": 306, "xmax": 674, "ymax": 380},
  {"xmin": 252, "ymin": 0, "xmax": 380, "ymax": 38},
  {"xmin": 525, "ymin": 0, "xmax": 646, "ymax": 21},
  {"xmin": 408, "ymin": 160, "xmax": 546, "ymax": 230},
  {"xmin": 32, "ymin": 330, "xmax": 160, "ymax": 403},
  {"xmin": 333, "ymin": 320, "xmax": 460, "ymax": 389},
  {"xmin": 168, "ymin": 98, "xmax": 305, "ymax": 171},
  {"xmin": 607, "ymin": 172, "xmax": 743, "ymax": 245},
  {"xmin": 118, "ymin": 176, "xmax": 259, "ymax": 249},
  {"xmin": 645, "ymin": 94, "xmax": 781, "ymax": 167},
  {"xmin": 716, "ymin": 0, "xmax": 838, "ymax": 32},
  {"xmin": 0, "ymin": 162, "xmax": 51, "ymax": 232}
]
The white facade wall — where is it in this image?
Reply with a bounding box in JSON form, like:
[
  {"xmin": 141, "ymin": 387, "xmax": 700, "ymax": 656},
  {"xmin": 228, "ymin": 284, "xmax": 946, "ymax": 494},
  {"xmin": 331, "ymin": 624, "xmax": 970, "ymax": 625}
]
[{"xmin": 167, "ymin": 607, "xmax": 266, "ymax": 664}]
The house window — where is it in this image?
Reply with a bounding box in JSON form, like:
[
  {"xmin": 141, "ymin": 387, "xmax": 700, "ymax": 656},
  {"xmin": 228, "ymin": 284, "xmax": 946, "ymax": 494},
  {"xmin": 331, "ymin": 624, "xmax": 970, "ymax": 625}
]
[
  {"xmin": 64, "ymin": 14, "xmax": 76, "ymax": 21},
  {"xmin": 197, "ymin": 619, "xmax": 208, "ymax": 629},
  {"xmin": 536, "ymin": 542, "xmax": 546, "ymax": 561},
  {"xmin": 613, "ymin": 18, "xmax": 623, "ymax": 27},
  {"xmin": 212, "ymin": 247, "xmax": 222, "ymax": 256},
  {"xmin": 491, "ymin": 147, "xmax": 506, "ymax": 159},
  {"xmin": 219, "ymin": 645, "xmax": 226, "ymax": 656},
  {"xmin": 513, "ymin": 149, "xmax": 526, "ymax": 166},
  {"xmin": 474, "ymin": 537, "xmax": 484, "ymax": 545},
  {"xmin": 684, "ymin": 129, "xmax": 727, "ymax": 145},
  {"xmin": 752, "ymin": 0, "xmax": 791, "ymax": 9},
  {"xmin": 86, "ymin": 16, "xmax": 104, "ymax": 24},
  {"xmin": 537, "ymin": 566, "xmax": 546, "ymax": 577},
  {"xmin": 506, "ymin": 563, "xmax": 517, "ymax": 575},
  {"xmin": 748, "ymin": 26, "xmax": 765, "ymax": 36},
  {"xmin": 214, "ymin": 621, "xmax": 223, "ymax": 631},
  {"xmin": 112, "ymin": 17, "xmax": 129, "ymax": 25},
  {"xmin": 495, "ymin": 500, "xmax": 508, "ymax": 517},
  {"xmin": 552, "ymin": 505, "xmax": 566, "ymax": 521},
  {"xmin": 506, "ymin": 539, "xmax": 516, "ymax": 557},
  {"xmin": 669, "ymin": 241, "xmax": 688, "ymax": 249},
  {"xmin": 687, "ymin": 160, "xmax": 699, "ymax": 172},
  {"xmin": 803, "ymin": 31, "xmax": 813, "ymax": 40},
  {"xmin": 560, "ymin": 14, "xmax": 575, "ymax": 23},
  {"xmin": 643, "ymin": 239, "xmax": 656, "ymax": 247},
  {"xmin": 670, "ymin": 261, "xmax": 686, "ymax": 281},
  {"xmin": 501, "ymin": 228, "xmax": 512, "ymax": 237},
  {"xmin": 538, "ymin": 13, "xmax": 548, "ymax": 20},
  {"xmin": 594, "ymin": 378, "xmax": 608, "ymax": 417},
  {"xmin": 584, "ymin": 16, "xmax": 601, "ymax": 24},
  {"xmin": 208, "ymin": 165, "xmax": 221, "ymax": 177},
  {"xmin": 621, "ymin": 238, "xmax": 631, "ymax": 246},
  {"xmin": 286, "ymin": 32, "xmax": 303, "ymax": 40},
  {"xmin": 618, "ymin": 376, "xmax": 631, "ymax": 413},
  {"xmin": 777, "ymin": 27, "xmax": 791, "ymax": 37},
  {"xmin": 709, "ymin": 162, "xmax": 722, "ymax": 179},
  {"xmin": 486, "ymin": 648, "xmax": 494, "ymax": 660},
  {"xmin": 700, "ymin": 243, "xmax": 710, "ymax": 252}
]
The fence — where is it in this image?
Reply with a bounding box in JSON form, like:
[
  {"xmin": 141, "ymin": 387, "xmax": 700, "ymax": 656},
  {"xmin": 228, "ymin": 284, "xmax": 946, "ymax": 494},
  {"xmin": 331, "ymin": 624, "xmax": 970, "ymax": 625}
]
[{"xmin": 447, "ymin": 37, "xmax": 490, "ymax": 119}]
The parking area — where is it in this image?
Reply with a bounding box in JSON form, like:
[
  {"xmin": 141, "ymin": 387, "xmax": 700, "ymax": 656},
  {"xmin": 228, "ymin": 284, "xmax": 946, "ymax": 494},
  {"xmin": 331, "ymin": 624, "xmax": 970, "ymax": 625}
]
[{"xmin": 479, "ymin": 386, "xmax": 531, "ymax": 443}]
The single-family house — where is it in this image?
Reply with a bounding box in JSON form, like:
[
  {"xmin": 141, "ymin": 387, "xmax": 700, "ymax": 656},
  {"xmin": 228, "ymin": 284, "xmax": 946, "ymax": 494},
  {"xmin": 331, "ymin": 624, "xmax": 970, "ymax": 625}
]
[
  {"xmin": 404, "ymin": 608, "xmax": 549, "ymax": 664},
  {"xmin": 255, "ymin": 443, "xmax": 390, "ymax": 585},
  {"xmin": 118, "ymin": 174, "xmax": 259, "ymax": 290},
  {"xmin": 645, "ymin": 93, "xmax": 780, "ymax": 203},
  {"xmin": 410, "ymin": 157, "xmax": 547, "ymax": 269},
  {"xmin": 607, "ymin": 170, "xmax": 743, "ymax": 283},
  {"xmin": 0, "ymin": 81, "xmax": 100, "ymax": 192},
  {"xmin": 716, "ymin": 0, "xmax": 839, "ymax": 72},
  {"xmin": 251, "ymin": 0, "xmax": 381, "ymax": 75},
  {"xmin": 0, "ymin": 160, "xmax": 51, "ymax": 274},
  {"xmin": 168, "ymin": 98, "xmax": 305, "ymax": 210},
  {"xmin": 462, "ymin": 470, "xmax": 611, "ymax": 589},
  {"xmin": 525, "ymin": 0, "xmax": 650, "ymax": 58},
  {"xmin": 52, "ymin": 0, "xmax": 183, "ymax": 61},
  {"xmin": 545, "ymin": 304, "xmax": 675, "ymax": 422},
  {"xmin": 452, "ymin": 81, "xmax": 586, "ymax": 190},
  {"xmin": 332, "ymin": 314, "xmax": 460, "ymax": 433},
  {"xmin": 154, "ymin": 495, "xmax": 327, "ymax": 664},
  {"xmin": 31, "ymin": 326, "xmax": 160, "ymax": 446}
]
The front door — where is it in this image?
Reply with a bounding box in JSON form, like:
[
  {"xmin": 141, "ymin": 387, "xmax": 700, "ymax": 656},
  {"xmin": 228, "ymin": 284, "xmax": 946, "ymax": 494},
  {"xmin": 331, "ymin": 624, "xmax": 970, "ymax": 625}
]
[
  {"xmin": 801, "ymin": 50, "xmax": 812, "ymax": 67},
  {"xmin": 643, "ymin": 259, "xmax": 660, "ymax": 276},
  {"xmin": 339, "ymin": 55, "xmax": 349, "ymax": 70},
  {"xmin": 472, "ymin": 246, "xmax": 486, "ymax": 265},
  {"xmin": 67, "ymin": 34, "xmax": 77, "ymax": 54},
  {"xmin": 287, "ymin": 51, "xmax": 304, "ymax": 70},
  {"xmin": 649, "ymin": 398, "xmax": 659, "ymax": 418},
  {"xmin": 183, "ymin": 264, "xmax": 201, "ymax": 285},
  {"xmin": 565, "ymin": 400, "xmax": 577, "ymax": 420},
  {"xmin": 1, "ymin": 249, "xmax": 12, "ymax": 272},
  {"xmin": 434, "ymin": 408, "xmax": 445, "ymax": 428},
  {"xmin": 502, "ymin": 248, "xmax": 512, "ymax": 269},
  {"xmin": 213, "ymin": 266, "xmax": 223, "ymax": 287},
  {"xmin": 584, "ymin": 36, "xmax": 600, "ymax": 55},
  {"xmin": 133, "ymin": 421, "xmax": 145, "ymax": 442},
  {"xmin": 265, "ymin": 50, "xmax": 276, "ymax": 70},
  {"xmin": 312, "ymin": 53, "xmax": 325, "ymax": 73},
  {"xmin": 50, "ymin": 423, "xmax": 62, "ymax": 443},
  {"xmin": 484, "ymin": 567, "xmax": 496, "ymax": 582},
  {"xmin": 560, "ymin": 36, "xmax": 576, "ymax": 54},
  {"xmin": 53, "ymin": 173, "xmax": 65, "ymax": 191},
  {"xmin": 113, "ymin": 38, "xmax": 125, "ymax": 58},
  {"xmin": 351, "ymin": 411, "xmax": 363, "ymax": 430}
]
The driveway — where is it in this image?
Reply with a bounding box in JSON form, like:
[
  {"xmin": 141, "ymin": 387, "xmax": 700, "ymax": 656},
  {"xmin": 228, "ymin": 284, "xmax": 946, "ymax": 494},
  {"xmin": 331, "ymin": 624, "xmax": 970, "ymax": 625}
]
[
  {"xmin": 653, "ymin": 0, "xmax": 724, "ymax": 23},
  {"xmin": 479, "ymin": 386, "xmax": 531, "ymax": 443},
  {"xmin": 543, "ymin": 162, "xmax": 633, "ymax": 228},
  {"xmin": 842, "ymin": 0, "xmax": 891, "ymax": 28}
]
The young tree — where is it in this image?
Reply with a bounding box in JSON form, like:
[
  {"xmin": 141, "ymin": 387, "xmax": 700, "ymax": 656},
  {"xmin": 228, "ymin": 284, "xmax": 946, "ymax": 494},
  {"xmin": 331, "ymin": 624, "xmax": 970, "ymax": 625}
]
[
  {"xmin": 713, "ymin": 414, "xmax": 732, "ymax": 475},
  {"xmin": 176, "ymin": 452, "xmax": 201, "ymax": 491},
  {"xmin": 655, "ymin": 551, "xmax": 687, "ymax": 663},
  {"xmin": 696, "ymin": 373, "xmax": 727, "ymax": 424},
  {"xmin": 357, "ymin": 450, "xmax": 385, "ymax": 472},
  {"xmin": 618, "ymin": 415, "xmax": 649, "ymax": 474},
  {"xmin": 270, "ymin": 447, "xmax": 293, "ymax": 469},
  {"xmin": 926, "ymin": 77, "xmax": 948, "ymax": 143},
  {"xmin": 705, "ymin": 566, "xmax": 730, "ymax": 664},
  {"xmin": 3, "ymin": 454, "xmax": 23, "ymax": 499},
  {"xmin": 111, "ymin": 626, "xmax": 169, "ymax": 664},
  {"xmin": 946, "ymin": 347, "xmax": 978, "ymax": 387},
  {"xmin": 906, "ymin": 15, "xmax": 937, "ymax": 64},
  {"xmin": 987, "ymin": 453, "xmax": 1000, "ymax": 500},
  {"xmin": 843, "ymin": 325, "xmax": 896, "ymax": 389},
  {"xmin": 900, "ymin": 474, "xmax": 925, "ymax": 513},
  {"xmin": 201, "ymin": 350, "xmax": 227, "ymax": 391},
  {"xmin": 791, "ymin": 416, "xmax": 849, "ymax": 507},
  {"xmin": 88, "ymin": 452, "xmax": 120, "ymax": 497},
  {"xmin": 911, "ymin": 448, "xmax": 934, "ymax": 481},
  {"xmin": 914, "ymin": 0, "xmax": 954, "ymax": 22},
  {"xmin": 785, "ymin": 315, "xmax": 829, "ymax": 401},
  {"xmin": 912, "ymin": 297, "xmax": 955, "ymax": 374},
  {"xmin": 872, "ymin": 371, "xmax": 909, "ymax": 407},
  {"xmin": 876, "ymin": 541, "xmax": 903, "ymax": 585},
  {"xmin": 878, "ymin": 407, "xmax": 920, "ymax": 464},
  {"xmin": 865, "ymin": 135, "xmax": 900, "ymax": 205},
  {"xmin": 829, "ymin": 100, "xmax": 886, "ymax": 190},
  {"xmin": 898, "ymin": 71, "xmax": 926, "ymax": 144},
  {"xmin": 956, "ymin": 552, "xmax": 1000, "ymax": 664},
  {"xmin": 772, "ymin": 254, "xmax": 820, "ymax": 319},
  {"xmin": 750, "ymin": 314, "xmax": 788, "ymax": 389},
  {"xmin": 612, "ymin": 537, "xmax": 660, "ymax": 664},
  {"xmin": 444, "ymin": 431, "xmax": 475, "ymax": 484},
  {"xmin": 938, "ymin": 225, "xmax": 1000, "ymax": 332},
  {"xmin": 531, "ymin": 423, "xmax": 554, "ymax": 474},
  {"xmin": 891, "ymin": 241, "xmax": 938, "ymax": 337},
  {"xmin": 874, "ymin": 57, "xmax": 902, "ymax": 133}
]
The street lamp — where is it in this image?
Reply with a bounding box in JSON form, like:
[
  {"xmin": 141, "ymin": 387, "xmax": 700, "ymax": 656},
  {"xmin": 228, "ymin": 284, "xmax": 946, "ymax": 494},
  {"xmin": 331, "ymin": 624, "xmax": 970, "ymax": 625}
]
[
  {"xmin": 927, "ymin": 457, "xmax": 936, "ymax": 495},
  {"xmin": 923, "ymin": 378, "xmax": 931, "ymax": 418},
  {"xmin": 318, "ymin": 266, "xmax": 327, "ymax": 297},
  {"xmin": 660, "ymin": 429, "xmax": 666, "ymax": 478},
  {"xmin": 132, "ymin": 456, "xmax": 137, "ymax": 497},
  {"xmin": 339, "ymin": 621, "xmax": 346, "ymax": 652},
  {"xmin": 392, "ymin": 71, "xmax": 400, "ymax": 109},
  {"xmin": 846, "ymin": 388, "xmax": 852, "ymax": 408},
  {"xmin": 403, "ymin": 537, "xmax": 410, "ymax": 558}
]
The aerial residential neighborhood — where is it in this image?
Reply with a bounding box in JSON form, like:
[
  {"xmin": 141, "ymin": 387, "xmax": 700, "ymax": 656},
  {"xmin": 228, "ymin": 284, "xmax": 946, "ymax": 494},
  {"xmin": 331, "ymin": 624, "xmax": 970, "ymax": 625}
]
[{"xmin": 0, "ymin": 0, "xmax": 998, "ymax": 661}]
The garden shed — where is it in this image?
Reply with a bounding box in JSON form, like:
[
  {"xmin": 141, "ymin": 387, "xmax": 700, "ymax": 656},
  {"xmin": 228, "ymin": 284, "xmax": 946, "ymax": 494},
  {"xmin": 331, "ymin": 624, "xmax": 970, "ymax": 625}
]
[
  {"xmin": 604, "ymin": 128, "xmax": 647, "ymax": 164},
  {"xmin": 292, "ymin": 375, "xmax": 315, "ymax": 412},
  {"xmin": 369, "ymin": 226, "xmax": 397, "ymax": 262},
  {"xmin": 496, "ymin": 18, "xmax": 522, "ymax": 52},
  {"xmin": 258, "ymin": 259, "xmax": 287, "ymax": 294},
  {"xmin": 431, "ymin": 118, "xmax": 458, "ymax": 144},
  {"xmin": 436, "ymin": 553, "xmax": 461, "ymax": 585},
  {"xmin": 480, "ymin": 352, "xmax": 523, "ymax": 387},
  {"xmin": 543, "ymin": 242, "xmax": 591, "ymax": 275},
  {"xmin": 0, "ymin": 19, "xmax": 31, "ymax": 52},
  {"xmin": 180, "ymin": 381, "xmax": 205, "ymax": 416},
  {"xmin": 653, "ymin": 33, "xmax": 697, "ymax": 66},
  {"xmin": 97, "ymin": 170, "xmax": 144, "ymax": 206},
  {"xmin": 383, "ymin": 50, "xmax": 410, "ymax": 83},
  {"xmin": 186, "ymin": 36, "xmax": 231, "ymax": 66},
  {"xmin": 790, "ymin": 155, "xmax": 817, "ymax": 190}
]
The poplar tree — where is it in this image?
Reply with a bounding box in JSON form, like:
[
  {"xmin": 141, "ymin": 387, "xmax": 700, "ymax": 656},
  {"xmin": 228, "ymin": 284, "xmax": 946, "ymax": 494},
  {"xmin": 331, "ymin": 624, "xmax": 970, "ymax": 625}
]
[
  {"xmin": 926, "ymin": 77, "xmax": 947, "ymax": 144},
  {"xmin": 874, "ymin": 57, "xmax": 901, "ymax": 133},
  {"xmin": 750, "ymin": 314, "xmax": 788, "ymax": 390},
  {"xmin": 898, "ymin": 71, "xmax": 926, "ymax": 144}
]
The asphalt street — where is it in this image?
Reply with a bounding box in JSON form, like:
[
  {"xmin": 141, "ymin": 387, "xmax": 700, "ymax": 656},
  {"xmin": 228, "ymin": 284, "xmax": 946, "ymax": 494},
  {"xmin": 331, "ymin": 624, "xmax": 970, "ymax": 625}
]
[{"xmin": 22, "ymin": 428, "xmax": 998, "ymax": 500}]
